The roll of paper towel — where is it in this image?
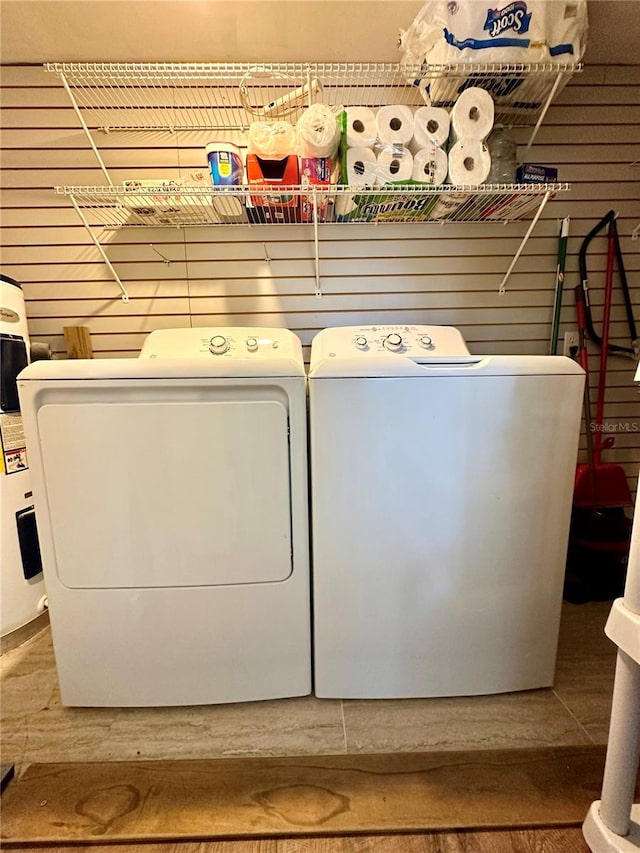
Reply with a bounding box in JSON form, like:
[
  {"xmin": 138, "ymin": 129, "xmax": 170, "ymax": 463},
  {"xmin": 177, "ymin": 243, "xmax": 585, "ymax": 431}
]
[
  {"xmin": 248, "ymin": 121, "xmax": 297, "ymax": 159},
  {"xmin": 412, "ymin": 146, "xmax": 448, "ymax": 185},
  {"xmin": 448, "ymin": 139, "xmax": 491, "ymax": 186},
  {"xmin": 297, "ymin": 104, "xmax": 340, "ymax": 158},
  {"xmin": 411, "ymin": 106, "xmax": 450, "ymax": 150},
  {"xmin": 345, "ymin": 107, "xmax": 377, "ymax": 149},
  {"xmin": 376, "ymin": 147, "xmax": 413, "ymax": 185},
  {"xmin": 450, "ymin": 87, "xmax": 495, "ymax": 142},
  {"xmin": 376, "ymin": 105, "xmax": 415, "ymax": 147},
  {"xmin": 344, "ymin": 147, "xmax": 378, "ymax": 187}
]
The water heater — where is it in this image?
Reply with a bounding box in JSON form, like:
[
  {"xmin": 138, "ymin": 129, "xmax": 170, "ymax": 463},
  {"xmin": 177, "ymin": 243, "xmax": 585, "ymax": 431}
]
[{"xmin": 0, "ymin": 273, "xmax": 46, "ymax": 642}]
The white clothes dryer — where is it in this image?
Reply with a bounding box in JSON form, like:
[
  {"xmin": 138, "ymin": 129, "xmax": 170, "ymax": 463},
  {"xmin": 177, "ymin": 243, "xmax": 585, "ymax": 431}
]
[
  {"xmin": 18, "ymin": 327, "xmax": 311, "ymax": 706},
  {"xmin": 309, "ymin": 324, "xmax": 584, "ymax": 699}
]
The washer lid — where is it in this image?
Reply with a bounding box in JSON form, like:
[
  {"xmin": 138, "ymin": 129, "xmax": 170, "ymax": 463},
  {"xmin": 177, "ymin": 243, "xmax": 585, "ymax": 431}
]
[
  {"xmin": 140, "ymin": 326, "xmax": 304, "ymax": 374},
  {"xmin": 309, "ymin": 353, "xmax": 585, "ymax": 379}
]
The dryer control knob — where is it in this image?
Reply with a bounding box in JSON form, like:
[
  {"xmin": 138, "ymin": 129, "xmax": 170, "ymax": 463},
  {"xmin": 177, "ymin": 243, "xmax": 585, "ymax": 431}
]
[
  {"xmin": 246, "ymin": 337, "xmax": 259, "ymax": 352},
  {"xmin": 383, "ymin": 333, "xmax": 403, "ymax": 352},
  {"xmin": 355, "ymin": 336, "xmax": 368, "ymax": 349},
  {"xmin": 419, "ymin": 335, "xmax": 433, "ymax": 348},
  {"xmin": 209, "ymin": 335, "xmax": 229, "ymax": 355}
]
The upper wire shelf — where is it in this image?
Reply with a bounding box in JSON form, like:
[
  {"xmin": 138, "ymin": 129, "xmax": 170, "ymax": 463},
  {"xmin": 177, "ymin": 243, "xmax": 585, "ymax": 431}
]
[{"xmin": 44, "ymin": 61, "xmax": 582, "ymax": 132}]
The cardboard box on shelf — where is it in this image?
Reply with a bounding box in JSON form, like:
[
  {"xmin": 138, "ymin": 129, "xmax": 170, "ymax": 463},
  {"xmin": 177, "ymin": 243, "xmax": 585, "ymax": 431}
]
[{"xmin": 246, "ymin": 155, "xmax": 300, "ymax": 223}]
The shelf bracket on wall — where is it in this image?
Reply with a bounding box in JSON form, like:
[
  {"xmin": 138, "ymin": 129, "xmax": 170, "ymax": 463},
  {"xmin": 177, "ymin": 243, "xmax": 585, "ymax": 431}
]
[
  {"xmin": 68, "ymin": 194, "xmax": 130, "ymax": 302},
  {"xmin": 312, "ymin": 190, "xmax": 322, "ymax": 297},
  {"xmin": 498, "ymin": 189, "xmax": 552, "ymax": 295},
  {"xmin": 521, "ymin": 70, "xmax": 564, "ymax": 162},
  {"xmin": 58, "ymin": 69, "xmax": 113, "ymax": 186}
]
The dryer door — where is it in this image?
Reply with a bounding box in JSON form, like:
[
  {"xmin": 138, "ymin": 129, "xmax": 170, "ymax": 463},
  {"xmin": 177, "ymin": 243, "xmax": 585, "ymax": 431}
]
[{"xmin": 37, "ymin": 395, "xmax": 293, "ymax": 588}]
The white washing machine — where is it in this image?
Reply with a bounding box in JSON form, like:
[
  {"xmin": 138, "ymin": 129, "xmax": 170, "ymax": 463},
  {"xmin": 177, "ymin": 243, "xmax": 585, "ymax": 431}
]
[
  {"xmin": 309, "ymin": 324, "xmax": 585, "ymax": 699},
  {"xmin": 17, "ymin": 327, "xmax": 311, "ymax": 706}
]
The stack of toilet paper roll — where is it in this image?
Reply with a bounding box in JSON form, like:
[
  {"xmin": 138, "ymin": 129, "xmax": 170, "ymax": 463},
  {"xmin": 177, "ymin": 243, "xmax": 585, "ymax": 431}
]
[
  {"xmin": 447, "ymin": 87, "xmax": 494, "ymax": 186},
  {"xmin": 409, "ymin": 105, "xmax": 450, "ymax": 186},
  {"xmin": 343, "ymin": 105, "xmax": 420, "ymax": 187}
]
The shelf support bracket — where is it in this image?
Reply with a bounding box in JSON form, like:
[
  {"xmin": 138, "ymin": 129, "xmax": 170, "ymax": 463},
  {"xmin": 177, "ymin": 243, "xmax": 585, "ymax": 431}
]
[
  {"xmin": 521, "ymin": 70, "xmax": 564, "ymax": 162},
  {"xmin": 69, "ymin": 194, "xmax": 130, "ymax": 302},
  {"xmin": 312, "ymin": 190, "xmax": 322, "ymax": 297},
  {"xmin": 59, "ymin": 70, "xmax": 113, "ymax": 186},
  {"xmin": 498, "ymin": 189, "xmax": 552, "ymax": 295}
]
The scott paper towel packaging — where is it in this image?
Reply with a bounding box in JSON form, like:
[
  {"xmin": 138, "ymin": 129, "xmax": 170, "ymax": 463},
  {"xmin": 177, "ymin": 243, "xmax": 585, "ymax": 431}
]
[
  {"xmin": 410, "ymin": 106, "xmax": 451, "ymax": 151},
  {"xmin": 448, "ymin": 139, "xmax": 492, "ymax": 185},
  {"xmin": 399, "ymin": 1, "xmax": 589, "ymax": 66},
  {"xmin": 376, "ymin": 105, "xmax": 415, "ymax": 147},
  {"xmin": 450, "ymin": 88, "xmax": 495, "ymax": 142}
]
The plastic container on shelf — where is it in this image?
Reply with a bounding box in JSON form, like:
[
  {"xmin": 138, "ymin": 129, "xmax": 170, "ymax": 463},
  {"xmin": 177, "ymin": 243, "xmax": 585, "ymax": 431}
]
[{"xmin": 485, "ymin": 124, "xmax": 517, "ymax": 184}]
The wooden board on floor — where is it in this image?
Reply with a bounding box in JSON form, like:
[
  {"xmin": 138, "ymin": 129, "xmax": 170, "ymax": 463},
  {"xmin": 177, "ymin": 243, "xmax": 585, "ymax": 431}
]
[
  {"xmin": 0, "ymin": 827, "xmax": 593, "ymax": 852},
  {"xmin": 0, "ymin": 745, "xmax": 619, "ymax": 845}
]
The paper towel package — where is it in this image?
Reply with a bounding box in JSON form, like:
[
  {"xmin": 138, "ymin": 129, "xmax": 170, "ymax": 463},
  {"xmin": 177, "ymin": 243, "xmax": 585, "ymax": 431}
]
[
  {"xmin": 248, "ymin": 121, "xmax": 297, "ymax": 160},
  {"xmin": 246, "ymin": 154, "xmax": 300, "ymax": 223},
  {"xmin": 341, "ymin": 146, "xmax": 378, "ymax": 188},
  {"xmin": 376, "ymin": 147, "xmax": 414, "ymax": 186},
  {"xmin": 399, "ymin": 1, "xmax": 589, "ymax": 66},
  {"xmin": 412, "ymin": 146, "xmax": 448, "ymax": 185},
  {"xmin": 376, "ymin": 105, "xmax": 415, "ymax": 147},
  {"xmin": 297, "ymin": 105, "xmax": 340, "ymax": 159},
  {"xmin": 345, "ymin": 107, "xmax": 378, "ymax": 149},
  {"xmin": 448, "ymin": 139, "xmax": 492, "ymax": 186},
  {"xmin": 450, "ymin": 87, "xmax": 495, "ymax": 142},
  {"xmin": 410, "ymin": 106, "xmax": 451, "ymax": 151}
]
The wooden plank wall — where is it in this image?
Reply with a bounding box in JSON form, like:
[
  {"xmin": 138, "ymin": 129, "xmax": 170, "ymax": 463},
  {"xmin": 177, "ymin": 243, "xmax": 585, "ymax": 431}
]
[{"xmin": 1, "ymin": 64, "xmax": 639, "ymax": 493}]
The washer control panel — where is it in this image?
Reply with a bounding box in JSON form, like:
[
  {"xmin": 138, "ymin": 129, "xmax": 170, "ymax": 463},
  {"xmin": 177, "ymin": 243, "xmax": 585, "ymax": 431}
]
[
  {"xmin": 313, "ymin": 325, "xmax": 470, "ymax": 359},
  {"xmin": 140, "ymin": 327, "xmax": 299, "ymax": 361}
]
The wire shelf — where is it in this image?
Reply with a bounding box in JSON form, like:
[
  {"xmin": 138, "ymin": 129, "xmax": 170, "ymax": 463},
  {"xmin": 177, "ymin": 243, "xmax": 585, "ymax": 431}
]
[
  {"xmin": 45, "ymin": 61, "xmax": 582, "ymax": 131},
  {"xmin": 56, "ymin": 183, "xmax": 568, "ymax": 227}
]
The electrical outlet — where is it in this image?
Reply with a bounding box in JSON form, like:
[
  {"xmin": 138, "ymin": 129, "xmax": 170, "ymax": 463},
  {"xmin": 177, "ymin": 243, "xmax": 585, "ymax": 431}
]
[{"xmin": 563, "ymin": 331, "xmax": 580, "ymax": 357}]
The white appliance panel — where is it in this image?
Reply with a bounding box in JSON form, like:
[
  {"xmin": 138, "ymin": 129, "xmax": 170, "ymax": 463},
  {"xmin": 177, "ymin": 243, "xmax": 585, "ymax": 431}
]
[
  {"xmin": 38, "ymin": 398, "xmax": 292, "ymax": 589},
  {"xmin": 310, "ymin": 368, "xmax": 584, "ymax": 698}
]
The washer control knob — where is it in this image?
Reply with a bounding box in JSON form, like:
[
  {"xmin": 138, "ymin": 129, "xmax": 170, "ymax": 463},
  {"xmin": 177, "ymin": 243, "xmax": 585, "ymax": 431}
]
[
  {"xmin": 355, "ymin": 336, "xmax": 368, "ymax": 349},
  {"xmin": 246, "ymin": 336, "xmax": 259, "ymax": 352},
  {"xmin": 419, "ymin": 335, "xmax": 433, "ymax": 348},
  {"xmin": 383, "ymin": 333, "xmax": 403, "ymax": 352},
  {"xmin": 209, "ymin": 335, "xmax": 229, "ymax": 355}
]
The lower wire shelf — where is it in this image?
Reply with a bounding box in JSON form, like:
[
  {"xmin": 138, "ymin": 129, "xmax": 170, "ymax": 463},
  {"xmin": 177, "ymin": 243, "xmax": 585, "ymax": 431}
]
[
  {"xmin": 56, "ymin": 182, "xmax": 568, "ymax": 227},
  {"xmin": 56, "ymin": 182, "xmax": 568, "ymax": 300}
]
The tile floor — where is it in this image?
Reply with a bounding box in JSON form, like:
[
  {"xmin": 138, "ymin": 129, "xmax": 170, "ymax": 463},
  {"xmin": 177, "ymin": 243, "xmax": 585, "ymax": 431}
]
[{"xmin": 0, "ymin": 601, "xmax": 617, "ymax": 772}]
